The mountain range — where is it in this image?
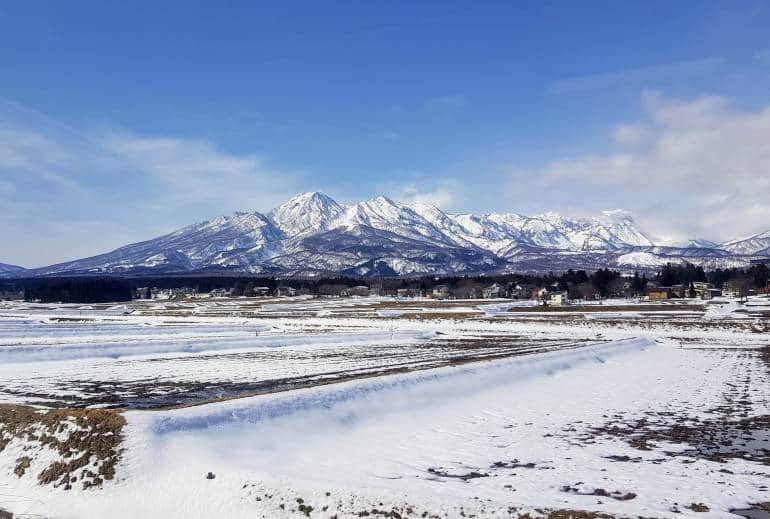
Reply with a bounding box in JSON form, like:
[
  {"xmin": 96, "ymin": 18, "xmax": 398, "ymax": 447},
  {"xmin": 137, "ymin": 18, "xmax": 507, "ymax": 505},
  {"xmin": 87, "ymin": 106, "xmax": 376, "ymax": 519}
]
[{"xmin": 4, "ymin": 192, "xmax": 770, "ymax": 277}]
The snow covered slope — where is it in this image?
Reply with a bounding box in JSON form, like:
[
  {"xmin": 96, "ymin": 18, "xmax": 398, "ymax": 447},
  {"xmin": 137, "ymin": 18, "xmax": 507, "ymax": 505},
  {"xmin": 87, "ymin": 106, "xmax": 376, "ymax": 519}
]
[
  {"xmin": 23, "ymin": 192, "xmax": 770, "ymax": 276},
  {"xmin": 445, "ymin": 209, "xmax": 653, "ymax": 255},
  {"xmin": 331, "ymin": 196, "xmax": 463, "ymax": 247},
  {"xmin": 721, "ymin": 229, "xmax": 770, "ymax": 255},
  {"xmin": 272, "ymin": 223, "xmax": 504, "ymax": 277},
  {"xmin": 33, "ymin": 212, "xmax": 286, "ymax": 276},
  {"xmin": 0, "ymin": 262, "xmax": 26, "ymax": 277}
]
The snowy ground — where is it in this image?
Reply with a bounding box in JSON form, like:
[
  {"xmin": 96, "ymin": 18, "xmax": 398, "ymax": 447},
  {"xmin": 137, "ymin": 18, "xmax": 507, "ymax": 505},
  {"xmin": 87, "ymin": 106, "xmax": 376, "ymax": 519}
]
[{"xmin": 1, "ymin": 296, "xmax": 769, "ymax": 518}]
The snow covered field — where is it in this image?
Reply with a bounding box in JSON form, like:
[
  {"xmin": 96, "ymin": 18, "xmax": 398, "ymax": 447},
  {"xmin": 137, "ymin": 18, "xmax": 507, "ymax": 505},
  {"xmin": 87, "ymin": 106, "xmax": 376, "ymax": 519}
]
[{"xmin": 1, "ymin": 296, "xmax": 769, "ymax": 518}]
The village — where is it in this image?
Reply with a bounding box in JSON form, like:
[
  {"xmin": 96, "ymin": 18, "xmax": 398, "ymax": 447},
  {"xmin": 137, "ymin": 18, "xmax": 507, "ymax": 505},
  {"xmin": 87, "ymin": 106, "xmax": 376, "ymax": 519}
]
[{"xmin": 126, "ymin": 276, "xmax": 769, "ymax": 306}]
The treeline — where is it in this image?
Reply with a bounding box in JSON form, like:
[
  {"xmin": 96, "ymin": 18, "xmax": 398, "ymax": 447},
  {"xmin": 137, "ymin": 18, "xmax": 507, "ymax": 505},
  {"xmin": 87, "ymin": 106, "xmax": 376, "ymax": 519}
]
[
  {"xmin": 10, "ymin": 271, "xmax": 635, "ymax": 302},
  {"xmin": 657, "ymin": 263, "xmax": 769, "ymax": 289},
  {"xmin": 23, "ymin": 278, "xmax": 133, "ymax": 303},
  {"xmin": 8, "ymin": 262, "xmax": 768, "ymax": 303},
  {"xmin": 299, "ymin": 268, "xmax": 641, "ymax": 299}
]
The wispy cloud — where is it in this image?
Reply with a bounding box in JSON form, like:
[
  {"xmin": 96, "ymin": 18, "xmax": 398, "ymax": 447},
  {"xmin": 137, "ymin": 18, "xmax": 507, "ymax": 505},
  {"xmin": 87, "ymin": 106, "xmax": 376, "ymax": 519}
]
[
  {"xmin": 99, "ymin": 131, "xmax": 297, "ymax": 212},
  {"xmin": 0, "ymin": 102, "xmax": 302, "ymax": 266},
  {"xmin": 547, "ymin": 58, "xmax": 724, "ymax": 95},
  {"xmin": 380, "ymin": 175, "xmax": 462, "ymax": 209},
  {"xmin": 508, "ymin": 92, "xmax": 770, "ymax": 242}
]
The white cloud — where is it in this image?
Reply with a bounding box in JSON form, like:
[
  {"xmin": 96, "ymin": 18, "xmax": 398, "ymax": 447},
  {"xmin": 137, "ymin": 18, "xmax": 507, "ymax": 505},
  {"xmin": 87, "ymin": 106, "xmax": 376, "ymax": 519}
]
[
  {"xmin": 98, "ymin": 131, "xmax": 297, "ymax": 212},
  {"xmin": 397, "ymin": 184, "xmax": 456, "ymax": 208},
  {"xmin": 509, "ymin": 93, "xmax": 770, "ymax": 242},
  {"xmin": 0, "ymin": 105, "xmax": 302, "ymax": 266},
  {"xmin": 379, "ymin": 176, "xmax": 462, "ymax": 210}
]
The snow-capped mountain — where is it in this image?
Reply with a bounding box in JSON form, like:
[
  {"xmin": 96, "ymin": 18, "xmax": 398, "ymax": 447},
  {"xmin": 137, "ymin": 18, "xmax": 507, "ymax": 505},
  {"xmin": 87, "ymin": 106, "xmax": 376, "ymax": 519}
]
[
  {"xmin": 0, "ymin": 263, "xmax": 26, "ymax": 276},
  {"xmin": 721, "ymin": 230, "xmax": 770, "ymax": 256},
  {"xmin": 443, "ymin": 209, "xmax": 653, "ymax": 256},
  {"xmin": 16, "ymin": 192, "xmax": 770, "ymax": 277},
  {"xmin": 683, "ymin": 239, "xmax": 720, "ymax": 249}
]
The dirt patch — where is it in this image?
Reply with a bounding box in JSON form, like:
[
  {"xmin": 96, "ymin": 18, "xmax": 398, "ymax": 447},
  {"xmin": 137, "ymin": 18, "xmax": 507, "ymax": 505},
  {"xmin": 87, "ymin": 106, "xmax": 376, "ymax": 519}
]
[
  {"xmin": 491, "ymin": 459, "xmax": 538, "ymax": 469},
  {"xmin": 13, "ymin": 455, "xmax": 31, "ymax": 477},
  {"xmin": 587, "ymin": 412, "xmax": 770, "ymax": 465},
  {"xmin": 561, "ymin": 484, "xmax": 636, "ymax": 501},
  {"xmin": 426, "ymin": 467, "xmax": 489, "ymax": 481},
  {"xmin": 0, "ymin": 404, "xmax": 125, "ymax": 490}
]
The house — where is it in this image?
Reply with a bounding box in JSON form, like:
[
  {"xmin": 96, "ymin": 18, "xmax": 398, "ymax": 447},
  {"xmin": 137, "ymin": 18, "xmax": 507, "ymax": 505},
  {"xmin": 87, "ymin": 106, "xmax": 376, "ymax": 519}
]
[
  {"xmin": 253, "ymin": 286, "xmax": 271, "ymax": 297},
  {"xmin": 482, "ymin": 283, "xmax": 505, "ymax": 299},
  {"xmin": 342, "ymin": 285, "xmax": 370, "ymax": 297},
  {"xmin": 533, "ymin": 285, "xmax": 564, "ymax": 302},
  {"xmin": 706, "ymin": 288, "xmax": 723, "ymax": 299},
  {"xmin": 692, "ymin": 282, "xmax": 715, "ymax": 300},
  {"xmin": 396, "ymin": 288, "xmax": 423, "ymax": 298},
  {"xmin": 721, "ymin": 282, "xmax": 742, "ymax": 298},
  {"xmin": 208, "ymin": 288, "xmax": 231, "ymax": 298},
  {"xmin": 432, "ymin": 285, "xmax": 451, "ymax": 300},
  {"xmin": 133, "ymin": 287, "xmax": 152, "ymax": 299},
  {"xmin": 648, "ymin": 285, "xmax": 684, "ymax": 300},
  {"xmin": 547, "ymin": 291, "xmax": 570, "ymax": 306},
  {"xmin": 509, "ymin": 283, "xmax": 535, "ymax": 299},
  {"xmin": 157, "ymin": 287, "xmax": 198, "ymax": 300},
  {"xmin": 275, "ymin": 286, "xmax": 297, "ymax": 297}
]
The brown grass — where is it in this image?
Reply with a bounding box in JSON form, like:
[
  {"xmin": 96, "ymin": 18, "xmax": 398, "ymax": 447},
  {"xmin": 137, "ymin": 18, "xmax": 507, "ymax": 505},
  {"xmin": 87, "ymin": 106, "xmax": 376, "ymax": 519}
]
[
  {"xmin": 0, "ymin": 405, "xmax": 126, "ymax": 490},
  {"xmin": 13, "ymin": 456, "xmax": 30, "ymax": 477}
]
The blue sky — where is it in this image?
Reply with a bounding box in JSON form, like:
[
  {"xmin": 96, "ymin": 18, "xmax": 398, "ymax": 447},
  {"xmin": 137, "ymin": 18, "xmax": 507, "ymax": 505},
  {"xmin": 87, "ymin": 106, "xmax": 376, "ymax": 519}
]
[{"xmin": 2, "ymin": 1, "xmax": 770, "ymax": 266}]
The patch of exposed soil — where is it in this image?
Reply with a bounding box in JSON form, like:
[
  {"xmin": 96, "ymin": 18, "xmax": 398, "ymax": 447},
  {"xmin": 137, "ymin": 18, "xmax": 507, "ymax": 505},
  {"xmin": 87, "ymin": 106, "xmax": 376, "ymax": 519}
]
[
  {"xmin": 0, "ymin": 405, "xmax": 125, "ymax": 490},
  {"xmin": 561, "ymin": 484, "xmax": 637, "ymax": 501}
]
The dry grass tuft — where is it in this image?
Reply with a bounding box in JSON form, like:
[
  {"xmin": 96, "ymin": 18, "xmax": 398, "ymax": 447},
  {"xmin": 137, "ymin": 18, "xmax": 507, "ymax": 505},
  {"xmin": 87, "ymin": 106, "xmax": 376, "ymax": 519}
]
[{"xmin": 0, "ymin": 404, "xmax": 126, "ymax": 490}]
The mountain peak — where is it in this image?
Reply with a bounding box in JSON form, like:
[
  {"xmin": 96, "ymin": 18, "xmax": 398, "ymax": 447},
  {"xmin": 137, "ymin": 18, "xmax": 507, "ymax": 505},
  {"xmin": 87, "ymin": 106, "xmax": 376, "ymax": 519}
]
[
  {"xmin": 269, "ymin": 191, "xmax": 344, "ymax": 235},
  {"xmin": 292, "ymin": 191, "xmax": 334, "ymax": 203}
]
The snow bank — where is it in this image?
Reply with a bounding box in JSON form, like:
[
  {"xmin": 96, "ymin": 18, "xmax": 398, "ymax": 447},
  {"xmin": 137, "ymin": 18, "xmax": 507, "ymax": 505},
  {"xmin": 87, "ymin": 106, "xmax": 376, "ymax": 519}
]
[{"xmin": 149, "ymin": 337, "xmax": 656, "ymax": 435}]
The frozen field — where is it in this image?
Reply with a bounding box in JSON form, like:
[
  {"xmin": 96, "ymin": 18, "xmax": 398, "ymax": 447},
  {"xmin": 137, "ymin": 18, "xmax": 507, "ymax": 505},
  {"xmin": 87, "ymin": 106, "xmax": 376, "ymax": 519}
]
[{"xmin": 1, "ymin": 295, "xmax": 769, "ymax": 518}]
